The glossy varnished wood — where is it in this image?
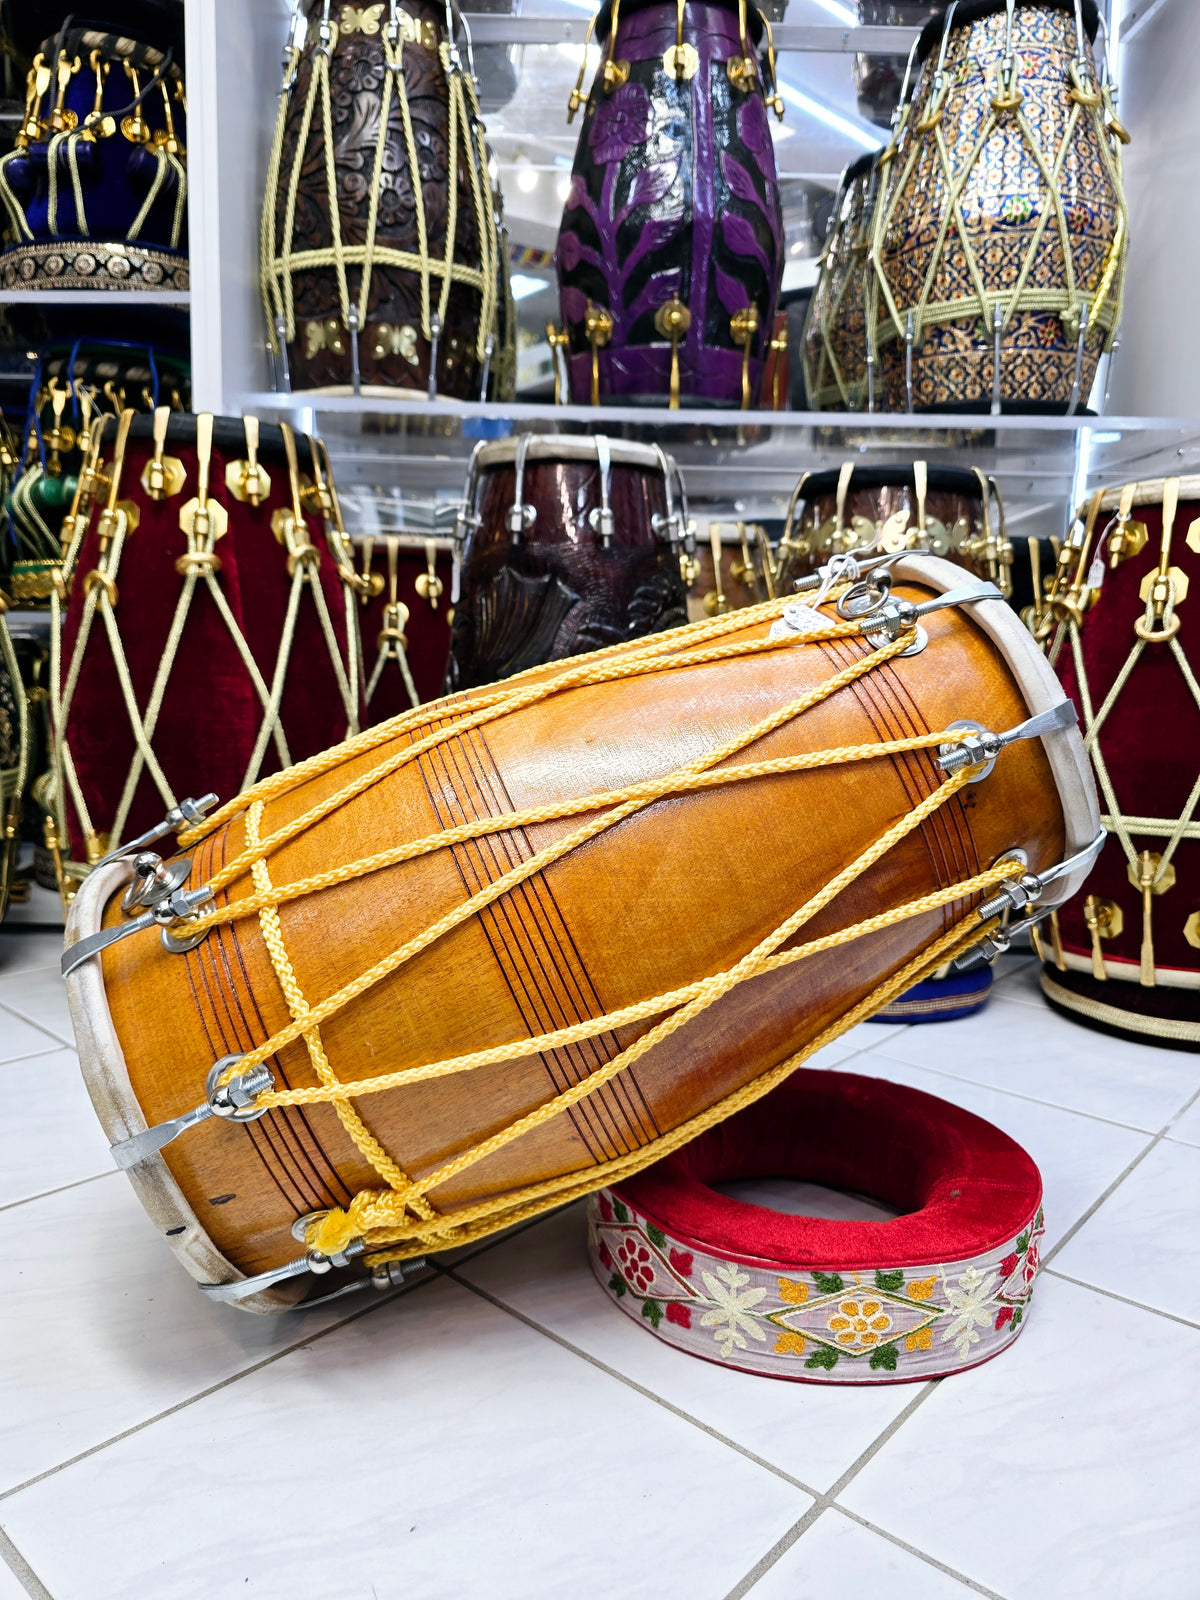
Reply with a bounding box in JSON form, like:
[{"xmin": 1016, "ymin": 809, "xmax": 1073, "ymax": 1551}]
[{"xmin": 101, "ymin": 582, "xmax": 1065, "ymax": 1274}]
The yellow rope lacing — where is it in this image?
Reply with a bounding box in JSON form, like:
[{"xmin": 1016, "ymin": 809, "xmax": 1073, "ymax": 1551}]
[
  {"xmin": 169, "ymin": 591, "xmax": 1022, "ymax": 1264},
  {"xmin": 261, "ymin": 24, "xmax": 500, "ymax": 366},
  {"xmin": 869, "ymin": 35, "xmax": 1128, "ymax": 385},
  {"xmin": 53, "ymin": 432, "xmax": 359, "ymax": 858}
]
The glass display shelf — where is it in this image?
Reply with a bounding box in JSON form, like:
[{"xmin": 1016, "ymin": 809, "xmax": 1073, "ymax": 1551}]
[{"xmin": 461, "ymin": 15, "xmax": 922, "ymax": 50}]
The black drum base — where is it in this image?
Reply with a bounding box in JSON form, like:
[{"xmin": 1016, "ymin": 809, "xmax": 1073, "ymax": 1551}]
[{"xmin": 1040, "ymin": 968, "xmax": 1200, "ymax": 1052}]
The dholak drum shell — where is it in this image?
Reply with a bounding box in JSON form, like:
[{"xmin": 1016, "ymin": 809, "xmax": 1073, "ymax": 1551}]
[
  {"xmin": 802, "ymin": 153, "xmax": 879, "ymax": 412},
  {"xmin": 776, "ymin": 463, "xmax": 1010, "ymax": 594},
  {"xmin": 556, "ymin": 0, "xmax": 785, "ymax": 408},
  {"xmin": 54, "ymin": 412, "xmax": 361, "ymax": 873},
  {"xmin": 66, "ymin": 556, "xmax": 1098, "ymax": 1309},
  {"xmin": 0, "ymin": 24, "xmax": 189, "ymax": 293},
  {"xmin": 352, "ymin": 536, "xmax": 455, "ymax": 715},
  {"xmin": 446, "ymin": 436, "xmax": 689, "ymax": 691},
  {"xmin": 686, "ymin": 524, "xmax": 780, "ymax": 624},
  {"xmin": 1041, "ymin": 477, "xmax": 1200, "ymax": 1044},
  {"xmin": 261, "ymin": 0, "xmax": 512, "ymax": 399},
  {"xmin": 872, "ymin": 0, "xmax": 1125, "ymax": 413}
]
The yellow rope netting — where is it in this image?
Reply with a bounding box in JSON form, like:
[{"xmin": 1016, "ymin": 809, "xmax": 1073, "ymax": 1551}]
[
  {"xmin": 869, "ymin": 24, "xmax": 1128, "ymax": 395},
  {"xmin": 168, "ymin": 589, "xmax": 1019, "ymax": 1263},
  {"xmin": 261, "ymin": 21, "xmax": 501, "ymax": 368}
]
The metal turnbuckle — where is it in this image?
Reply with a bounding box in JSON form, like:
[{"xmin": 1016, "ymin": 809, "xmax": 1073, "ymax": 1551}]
[
  {"xmin": 120, "ymin": 852, "xmax": 194, "ymax": 913},
  {"xmin": 853, "ymin": 580, "xmax": 1004, "ymax": 645},
  {"xmin": 935, "ymin": 699, "xmax": 1078, "ymax": 783},
  {"xmin": 61, "ymin": 882, "xmax": 215, "ymax": 977},
  {"xmin": 92, "ymin": 793, "xmax": 219, "ymax": 871},
  {"xmin": 951, "ymin": 831, "xmax": 1106, "ymax": 972},
  {"xmin": 198, "ymin": 1217, "xmax": 426, "ymax": 1306},
  {"xmin": 108, "ymin": 1056, "xmax": 275, "ymax": 1170}
]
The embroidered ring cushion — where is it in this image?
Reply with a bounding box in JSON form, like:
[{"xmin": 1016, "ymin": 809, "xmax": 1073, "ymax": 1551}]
[
  {"xmin": 63, "ymin": 556, "xmax": 1096, "ymax": 1310},
  {"xmin": 590, "ymin": 1067, "xmax": 1044, "ymax": 1381}
]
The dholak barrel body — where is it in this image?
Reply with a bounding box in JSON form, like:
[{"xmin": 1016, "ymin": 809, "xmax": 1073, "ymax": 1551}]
[
  {"xmin": 556, "ymin": 0, "xmax": 784, "ymax": 407},
  {"xmin": 802, "ymin": 154, "xmax": 878, "ymax": 412},
  {"xmin": 776, "ymin": 463, "xmax": 1011, "ymax": 595},
  {"xmin": 0, "ymin": 22, "xmax": 189, "ymax": 292},
  {"xmin": 261, "ymin": 0, "xmax": 513, "ymax": 399},
  {"xmin": 446, "ymin": 436, "xmax": 688, "ymax": 690},
  {"xmin": 352, "ymin": 535, "xmax": 455, "ymax": 714},
  {"xmin": 66, "ymin": 557, "xmax": 1097, "ymax": 1307},
  {"xmin": 1040, "ymin": 478, "xmax": 1200, "ymax": 1045},
  {"xmin": 53, "ymin": 413, "xmax": 361, "ymax": 885},
  {"xmin": 872, "ymin": 0, "xmax": 1127, "ymax": 413}
]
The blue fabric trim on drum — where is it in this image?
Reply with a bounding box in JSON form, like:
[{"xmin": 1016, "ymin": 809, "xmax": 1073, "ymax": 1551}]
[{"xmin": 869, "ymin": 969, "xmax": 994, "ymax": 1023}]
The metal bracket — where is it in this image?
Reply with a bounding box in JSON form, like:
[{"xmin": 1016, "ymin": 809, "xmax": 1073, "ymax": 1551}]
[
  {"xmin": 92, "ymin": 793, "xmax": 218, "ymax": 871},
  {"xmin": 935, "ymin": 699, "xmax": 1078, "ymax": 783},
  {"xmin": 108, "ymin": 1056, "xmax": 275, "ymax": 1171},
  {"xmin": 854, "ymin": 580, "xmax": 1003, "ymax": 644},
  {"xmin": 61, "ymin": 883, "xmax": 214, "ymax": 977}
]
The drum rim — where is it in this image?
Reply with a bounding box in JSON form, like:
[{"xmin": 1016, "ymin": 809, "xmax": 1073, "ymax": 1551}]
[
  {"xmin": 793, "ymin": 463, "xmax": 988, "ymax": 499},
  {"xmin": 896, "ymin": 553, "xmax": 1101, "ymax": 904},
  {"xmin": 592, "ymin": 0, "xmax": 767, "ymax": 49},
  {"xmin": 1091, "ymin": 476, "xmax": 1200, "ymax": 513},
  {"xmin": 841, "ymin": 151, "xmax": 878, "ymax": 189},
  {"xmin": 64, "ymin": 860, "xmax": 308, "ymax": 1314},
  {"xmin": 1041, "ymin": 969, "xmax": 1200, "ymax": 1045},
  {"xmin": 472, "ymin": 435, "xmax": 667, "ymax": 472},
  {"xmin": 917, "ymin": 0, "xmax": 1100, "ymax": 64},
  {"xmin": 116, "ymin": 411, "xmax": 311, "ymax": 460}
]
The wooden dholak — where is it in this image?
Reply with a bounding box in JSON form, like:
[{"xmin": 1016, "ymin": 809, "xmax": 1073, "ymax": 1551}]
[{"xmin": 65, "ymin": 555, "xmax": 1098, "ymax": 1311}]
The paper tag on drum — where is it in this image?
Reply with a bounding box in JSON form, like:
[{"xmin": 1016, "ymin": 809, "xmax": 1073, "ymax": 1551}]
[{"xmin": 769, "ymin": 603, "xmax": 828, "ymax": 641}]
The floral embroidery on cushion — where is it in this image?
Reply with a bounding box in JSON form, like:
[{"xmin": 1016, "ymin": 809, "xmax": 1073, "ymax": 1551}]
[
  {"xmin": 669, "ymin": 1248, "xmax": 694, "ymax": 1278},
  {"xmin": 940, "ymin": 1266, "xmax": 998, "ymax": 1360},
  {"xmin": 616, "ymin": 1237, "xmax": 656, "ymax": 1295},
  {"xmin": 774, "ymin": 1331, "xmax": 806, "ymax": 1356},
  {"xmin": 666, "ymin": 1302, "xmax": 691, "ymax": 1329},
  {"xmin": 697, "ymin": 1263, "xmax": 768, "ymax": 1358},
  {"xmin": 778, "ymin": 1278, "xmax": 808, "ymax": 1304},
  {"xmin": 906, "ymin": 1328, "xmax": 933, "ymax": 1352},
  {"xmin": 826, "ymin": 1295, "xmax": 894, "ymax": 1353},
  {"xmin": 907, "ymin": 1277, "xmax": 937, "ymax": 1301}
]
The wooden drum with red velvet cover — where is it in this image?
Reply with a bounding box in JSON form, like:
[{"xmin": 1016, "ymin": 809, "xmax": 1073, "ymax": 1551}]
[
  {"xmin": 1036, "ymin": 476, "xmax": 1200, "ymax": 1046},
  {"xmin": 48, "ymin": 410, "xmax": 362, "ymax": 899},
  {"xmin": 590, "ymin": 1068, "xmax": 1044, "ymax": 1381}
]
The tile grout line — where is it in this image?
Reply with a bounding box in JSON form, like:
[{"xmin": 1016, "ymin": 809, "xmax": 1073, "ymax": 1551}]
[
  {"xmin": 0, "ymin": 1169, "xmax": 117, "ymax": 1216},
  {"xmin": 831, "ymin": 1506, "xmax": 1011, "ymax": 1599},
  {"xmin": 441, "ymin": 1268, "xmax": 821, "ymax": 1498},
  {"xmin": 718, "ymin": 1380, "xmax": 1012, "ymax": 1600},
  {"xmin": 1042, "ymin": 1267, "xmax": 1200, "ymax": 1331},
  {"xmin": 0, "ymin": 1272, "xmax": 440, "ymax": 1506},
  {"xmin": 0, "ymin": 1528, "xmax": 54, "ymax": 1600},
  {"xmin": 1042, "ymin": 1079, "xmax": 1200, "ymax": 1269},
  {"xmin": 0, "ymin": 1000, "xmax": 72, "ymax": 1052}
]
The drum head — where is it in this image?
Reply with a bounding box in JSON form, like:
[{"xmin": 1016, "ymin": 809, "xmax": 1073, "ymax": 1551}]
[{"xmin": 472, "ymin": 435, "xmax": 666, "ymax": 473}]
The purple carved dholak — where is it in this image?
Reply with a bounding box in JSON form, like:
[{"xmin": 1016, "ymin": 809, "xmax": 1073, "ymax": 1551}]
[{"xmin": 556, "ymin": 0, "xmax": 785, "ymax": 407}]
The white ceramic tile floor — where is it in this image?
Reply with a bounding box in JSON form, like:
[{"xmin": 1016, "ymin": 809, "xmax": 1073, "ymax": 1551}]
[{"xmin": 0, "ymin": 944, "xmax": 1197, "ymax": 1599}]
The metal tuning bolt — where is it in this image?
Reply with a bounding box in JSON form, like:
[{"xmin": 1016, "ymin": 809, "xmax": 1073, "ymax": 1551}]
[
  {"xmin": 120, "ymin": 851, "xmax": 194, "ymax": 914},
  {"xmin": 479, "ymin": 332, "xmax": 494, "ymax": 401},
  {"xmin": 1107, "ymin": 482, "xmax": 1147, "ymax": 569},
  {"xmin": 855, "ymin": 579, "xmax": 1004, "ymax": 648},
  {"xmin": 588, "ymin": 434, "xmax": 615, "ymax": 549},
  {"xmin": 506, "ymin": 434, "xmax": 538, "ymax": 540},
  {"xmin": 730, "ymin": 307, "xmax": 758, "ymax": 412},
  {"xmin": 50, "ymin": 50, "xmax": 81, "ymax": 134},
  {"xmin": 1134, "ymin": 479, "xmax": 1186, "ymax": 643},
  {"xmin": 653, "ymin": 298, "xmax": 690, "ymax": 411},
  {"xmin": 178, "ymin": 413, "xmax": 229, "ymax": 560},
  {"xmin": 225, "ymin": 415, "xmax": 271, "ymax": 506},
  {"xmin": 347, "ymin": 305, "xmax": 362, "ymax": 396},
  {"xmin": 427, "ymin": 314, "xmax": 442, "ymax": 401},
  {"xmin": 1083, "ymin": 895, "xmax": 1123, "ymax": 981},
  {"xmin": 107, "ymin": 1056, "xmax": 275, "ymax": 1171},
  {"xmin": 120, "ymin": 59, "xmax": 151, "ymax": 143},
  {"xmin": 703, "ymin": 524, "xmax": 728, "ymax": 616},
  {"xmin": 274, "ymin": 314, "xmax": 292, "ymax": 391},
  {"xmin": 141, "ymin": 406, "xmax": 186, "ymax": 500},
  {"xmin": 91, "ymin": 793, "xmax": 219, "ymax": 872},
  {"xmin": 546, "ymin": 324, "xmax": 569, "ymax": 406},
  {"xmin": 935, "ymin": 699, "xmax": 1078, "ymax": 784},
  {"xmin": 1129, "ymin": 850, "xmax": 1175, "ymax": 988},
  {"xmin": 61, "ymin": 882, "xmax": 215, "ymax": 977},
  {"xmin": 414, "ymin": 540, "xmax": 443, "ymax": 608},
  {"xmin": 585, "ymin": 303, "xmax": 614, "ymax": 407},
  {"xmin": 371, "ymin": 1258, "xmax": 427, "ymax": 1291}
]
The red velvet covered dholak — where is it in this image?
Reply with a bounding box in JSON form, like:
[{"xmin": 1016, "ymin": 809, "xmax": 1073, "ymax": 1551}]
[
  {"xmin": 1044, "ymin": 477, "xmax": 1200, "ymax": 1045},
  {"xmin": 351, "ymin": 535, "xmax": 454, "ymax": 716},
  {"xmin": 56, "ymin": 413, "xmax": 361, "ymax": 871},
  {"xmin": 589, "ymin": 1069, "xmax": 1044, "ymax": 1382}
]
